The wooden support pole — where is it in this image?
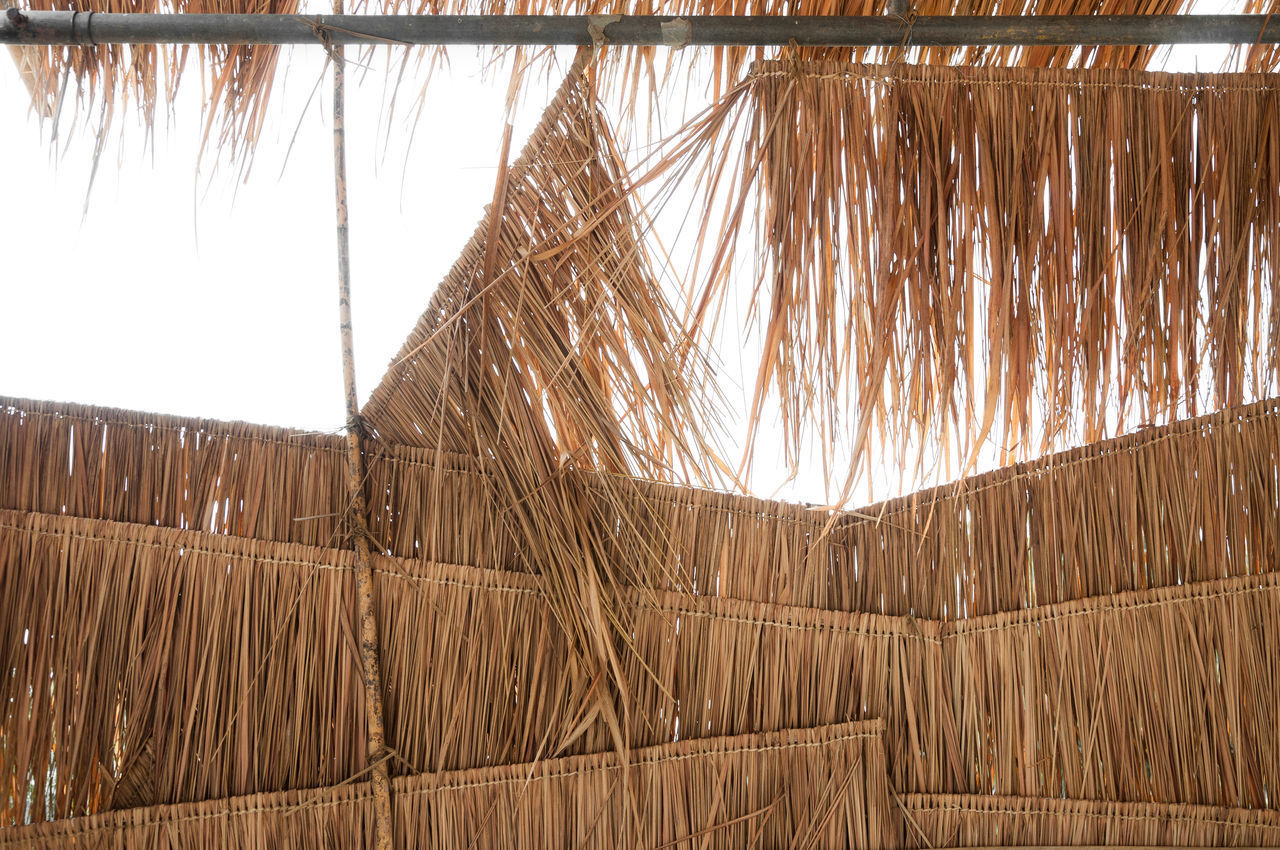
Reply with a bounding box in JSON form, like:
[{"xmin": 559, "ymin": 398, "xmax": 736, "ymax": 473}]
[
  {"xmin": 330, "ymin": 17, "xmax": 395, "ymax": 850},
  {"xmin": 4, "ymin": 10, "xmax": 1280, "ymax": 47}
]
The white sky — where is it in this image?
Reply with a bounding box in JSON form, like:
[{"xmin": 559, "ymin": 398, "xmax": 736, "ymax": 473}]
[
  {"xmin": 0, "ymin": 36, "xmax": 1241, "ymax": 504},
  {"xmin": 1, "ymin": 46, "xmax": 566, "ymax": 432}
]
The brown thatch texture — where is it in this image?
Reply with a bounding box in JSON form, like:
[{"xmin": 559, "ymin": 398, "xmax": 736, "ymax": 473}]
[
  {"xmin": 944, "ymin": 572, "xmax": 1280, "ymax": 807},
  {"xmin": 645, "ymin": 62, "xmax": 1280, "ymax": 488},
  {"xmin": 0, "ymin": 510, "xmax": 365, "ymax": 824},
  {"xmin": 0, "ymin": 720, "xmax": 896, "ymax": 849},
  {"xmin": 8, "ymin": 499, "xmax": 1279, "ymax": 819},
  {"xmin": 362, "ymin": 57, "xmax": 718, "ymax": 480},
  {"xmin": 362, "ymin": 55, "xmax": 728, "ymax": 757},
  {"xmin": 901, "ymin": 793, "xmax": 1280, "ymax": 847},
  {"xmin": 0, "ymin": 396, "xmax": 351, "ymax": 548},
  {"xmin": 5, "ymin": 393, "xmax": 1280, "ymax": 619}
]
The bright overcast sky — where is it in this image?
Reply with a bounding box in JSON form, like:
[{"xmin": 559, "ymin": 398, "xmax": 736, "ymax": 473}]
[
  {"xmin": 2, "ymin": 47, "xmax": 572, "ymax": 433},
  {"xmin": 0, "ymin": 36, "xmax": 1238, "ymax": 503}
]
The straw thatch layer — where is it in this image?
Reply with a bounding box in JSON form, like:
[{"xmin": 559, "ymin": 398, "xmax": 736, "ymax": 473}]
[
  {"xmin": 362, "ymin": 58, "xmax": 718, "ymax": 481},
  {"xmin": 901, "ymin": 793, "xmax": 1280, "ymax": 847},
  {"xmin": 649, "ymin": 62, "xmax": 1280, "ymax": 486},
  {"xmin": 7, "ymin": 394, "xmax": 1278, "ymax": 620},
  {"xmin": 7, "ymin": 502, "xmax": 1278, "ymax": 820},
  {"xmin": 0, "ymin": 720, "xmax": 896, "ymax": 849},
  {"xmin": 361, "ymin": 55, "xmax": 730, "ymax": 756},
  {"xmin": 945, "ymin": 571, "xmax": 1280, "ymax": 806},
  {"xmin": 0, "ymin": 510, "xmax": 366, "ymax": 823}
]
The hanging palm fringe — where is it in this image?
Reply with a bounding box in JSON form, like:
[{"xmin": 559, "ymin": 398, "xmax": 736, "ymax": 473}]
[
  {"xmin": 635, "ymin": 60, "xmax": 1280, "ymax": 490},
  {"xmin": 10, "ymin": 0, "xmax": 297, "ymax": 165}
]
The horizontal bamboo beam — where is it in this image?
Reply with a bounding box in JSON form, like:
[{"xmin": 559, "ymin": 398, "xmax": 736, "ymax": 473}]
[{"xmin": 3, "ymin": 10, "xmax": 1279, "ymax": 47}]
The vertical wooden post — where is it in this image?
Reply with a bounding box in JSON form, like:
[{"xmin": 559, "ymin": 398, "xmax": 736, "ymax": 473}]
[{"xmin": 331, "ymin": 22, "xmax": 395, "ymax": 850}]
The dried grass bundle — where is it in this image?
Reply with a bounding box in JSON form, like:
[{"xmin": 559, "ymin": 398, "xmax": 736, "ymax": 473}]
[
  {"xmin": 901, "ymin": 793, "xmax": 1280, "ymax": 847},
  {"xmin": 0, "ymin": 720, "xmax": 894, "ymax": 848},
  {"xmin": 641, "ymin": 62, "xmax": 1280, "ymax": 490},
  {"xmin": 0, "ymin": 396, "xmax": 351, "ymax": 548},
  {"xmin": 6, "ymin": 498, "xmax": 1280, "ymax": 826},
  {"xmin": 944, "ymin": 572, "xmax": 1280, "ymax": 806},
  {"xmin": 0, "ymin": 505, "xmax": 922, "ymax": 820}
]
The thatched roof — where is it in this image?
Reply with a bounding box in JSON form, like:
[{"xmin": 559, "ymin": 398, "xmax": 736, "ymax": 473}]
[
  {"xmin": 3, "ymin": 389, "xmax": 1279, "ymax": 843},
  {"xmin": 5, "ymin": 39, "xmax": 1280, "ymax": 850}
]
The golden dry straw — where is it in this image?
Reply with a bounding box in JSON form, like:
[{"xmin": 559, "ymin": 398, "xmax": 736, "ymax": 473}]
[
  {"xmin": 6, "ymin": 393, "xmax": 1278, "ymax": 620},
  {"xmin": 640, "ymin": 62, "xmax": 1280, "ymax": 488},
  {"xmin": 0, "ymin": 510, "xmax": 365, "ymax": 823},
  {"xmin": 6, "ymin": 500, "xmax": 1279, "ymax": 823},
  {"xmin": 901, "ymin": 793, "xmax": 1280, "ymax": 847},
  {"xmin": 942, "ymin": 571, "xmax": 1280, "ymax": 806},
  {"xmin": 0, "ymin": 716, "xmax": 896, "ymax": 849}
]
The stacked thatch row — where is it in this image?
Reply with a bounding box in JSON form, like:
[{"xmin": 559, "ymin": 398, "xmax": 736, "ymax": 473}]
[
  {"xmin": 5, "ymin": 51, "xmax": 1280, "ymax": 850},
  {"xmin": 3, "ymin": 390, "xmax": 1279, "ymax": 845}
]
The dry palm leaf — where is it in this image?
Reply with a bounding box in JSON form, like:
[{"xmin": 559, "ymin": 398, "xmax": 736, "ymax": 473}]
[{"xmin": 632, "ymin": 60, "xmax": 1280, "ymax": 494}]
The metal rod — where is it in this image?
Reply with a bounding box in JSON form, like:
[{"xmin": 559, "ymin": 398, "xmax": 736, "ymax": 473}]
[
  {"xmin": 329, "ymin": 8, "xmax": 395, "ymax": 849},
  {"xmin": 4, "ymin": 10, "xmax": 1279, "ymax": 47}
]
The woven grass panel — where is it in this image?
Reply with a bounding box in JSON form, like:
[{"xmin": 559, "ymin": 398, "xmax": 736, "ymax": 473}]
[
  {"xmin": 0, "ymin": 721, "xmax": 896, "ymax": 849},
  {"xmin": 4, "ymin": 505, "xmax": 1280, "ymax": 821},
  {"xmin": 900, "ymin": 794, "xmax": 1280, "ymax": 847},
  {"xmin": 588, "ymin": 397, "xmax": 1280, "ymax": 618},
  {"xmin": 0, "ymin": 510, "xmax": 365, "ymax": 823},
  {"xmin": 6, "ymin": 394, "xmax": 1279, "ymax": 619},
  {"xmin": 944, "ymin": 572, "xmax": 1280, "ymax": 806},
  {"xmin": 0, "ymin": 397, "xmax": 350, "ymax": 548},
  {"xmin": 375, "ymin": 548, "xmax": 938, "ymax": 786},
  {"xmin": 0, "ymin": 397, "xmax": 511, "ymax": 568}
]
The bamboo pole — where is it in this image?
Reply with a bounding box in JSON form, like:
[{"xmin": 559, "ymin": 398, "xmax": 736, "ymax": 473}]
[
  {"xmin": 329, "ymin": 13, "xmax": 394, "ymax": 850},
  {"xmin": 4, "ymin": 10, "xmax": 1280, "ymax": 46}
]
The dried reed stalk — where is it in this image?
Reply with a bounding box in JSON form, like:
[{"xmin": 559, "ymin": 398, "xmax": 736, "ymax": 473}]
[
  {"xmin": 0, "ymin": 720, "xmax": 894, "ymax": 848},
  {"xmin": 331, "ymin": 21, "xmax": 395, "ymax": 847},
  {"xmin": 901, "ymin": 793, "xmax": 1280, "ymax": 847},
  {"xmin": 640, "ymin": 61, "xmax": 1280, "ymax": 489}
]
